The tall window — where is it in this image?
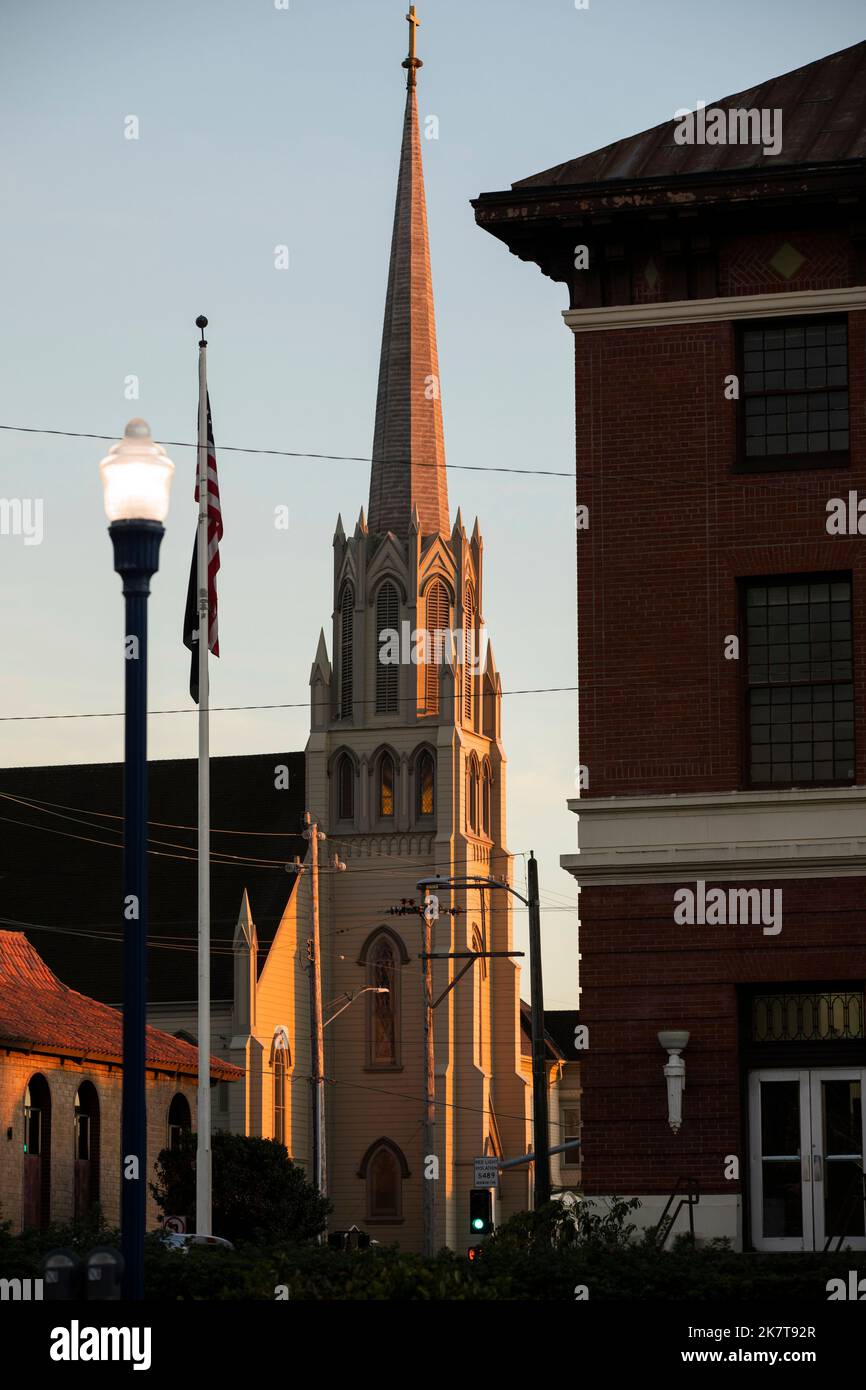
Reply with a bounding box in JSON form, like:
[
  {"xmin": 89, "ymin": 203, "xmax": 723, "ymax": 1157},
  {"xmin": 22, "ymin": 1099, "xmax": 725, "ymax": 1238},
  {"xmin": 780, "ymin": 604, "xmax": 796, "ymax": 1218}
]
[
  {"xmin": 416, "ymin": 750, "xmax": 435, "ymax": 819},
  {"xmin": 423, "ymin": 579, "xmax": 449, "ymax": 714},
  {"xmin": 378, "ymin": 753, "xmax": 395, "ymax": 818},
  {"xmin": 74, "ymin": 1082, "xmax": 100, "ymax": 1219},
  {"xmin": 361, "ymin": 1139, "xmax": 408, "ymax": 1221},
  {"xmin": 467, "ymin": 755, "xmax": 479, "ymax": 832},
  {"xmin": 168, "ymin": 1093, "xmax": 192, "ymax": 1151},
  {"xmin": 481, "ymin": 761, "xmax": 492, "ymax": 836},
  {"xmin": 367, "ymin": 933, "xmax": 400, "ymax": 1067},
  {"xmin": 463, "ymin": 582, "xmax": 475, "ymax": 724},
  {"xmin": 273, "ymin": 1034, "xmax": 288, "ymax": 1146},
  {"xmin": 337, "ymin": 753, "xmax": 355, "ymax": 820},
  {"xmin": 745, "ymin": 577, "xmax": 854, "ymax": 785},
  {"xmin": 23, "ymin": 1075, "xmax": 51, "ymax": 1230},
  {"xmin": 375, "ymin": 582, "xmax": 400, "ymax": 714},
  {"xmin": 339, "ymin": 581, "xmax": 354, "ymax": 719},
  {"xmin": 740, "ymin": 318, "xmax": 848, "ymax": 470}
]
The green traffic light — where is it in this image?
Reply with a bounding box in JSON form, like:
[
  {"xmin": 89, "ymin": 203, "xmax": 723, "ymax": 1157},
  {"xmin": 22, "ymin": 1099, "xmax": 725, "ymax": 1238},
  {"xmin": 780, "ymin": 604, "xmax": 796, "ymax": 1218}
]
[{"xmin": 472, "ymin": 1218, "xmax": 484, "ymax": 1230}]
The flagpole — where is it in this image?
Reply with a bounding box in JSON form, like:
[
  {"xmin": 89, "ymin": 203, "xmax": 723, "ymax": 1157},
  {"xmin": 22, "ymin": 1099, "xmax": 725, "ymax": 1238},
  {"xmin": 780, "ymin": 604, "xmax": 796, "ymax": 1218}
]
[{"xmin": 195, "ymin": 314, "xmax": 212, "ymax": 1236}]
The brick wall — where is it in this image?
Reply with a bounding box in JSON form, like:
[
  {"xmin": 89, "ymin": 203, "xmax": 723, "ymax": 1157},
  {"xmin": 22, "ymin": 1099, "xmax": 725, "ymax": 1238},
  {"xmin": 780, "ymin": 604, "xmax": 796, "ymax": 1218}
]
[
  {"xmin": 0, "ymin": 1051, "xmax": 197, "ymax": 1233},
  {"xmin": 575, "ymin": 309, "xmax": 866, "ymax": 798},
  {"xmin": 578, "ymin": 876, "xmax": 866, "ymax": 1195}
]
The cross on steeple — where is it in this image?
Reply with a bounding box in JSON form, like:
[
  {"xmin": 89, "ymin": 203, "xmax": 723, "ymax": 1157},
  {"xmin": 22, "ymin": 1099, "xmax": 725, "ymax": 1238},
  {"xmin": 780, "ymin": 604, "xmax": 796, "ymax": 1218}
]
[{"xmin": 402, "ymin": 5, "xmax": 422, "ymax": 88}]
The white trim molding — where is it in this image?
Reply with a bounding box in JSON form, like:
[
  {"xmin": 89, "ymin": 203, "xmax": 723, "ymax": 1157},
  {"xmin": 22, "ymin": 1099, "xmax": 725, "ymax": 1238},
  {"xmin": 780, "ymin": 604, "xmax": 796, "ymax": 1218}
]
[
  {"xmin": 561, "ymin": 786, "xmax": 866, "ymax": 885},
  {"xmin": 563, "ymin": 285, "xmax": 866, "ymax": 334}
]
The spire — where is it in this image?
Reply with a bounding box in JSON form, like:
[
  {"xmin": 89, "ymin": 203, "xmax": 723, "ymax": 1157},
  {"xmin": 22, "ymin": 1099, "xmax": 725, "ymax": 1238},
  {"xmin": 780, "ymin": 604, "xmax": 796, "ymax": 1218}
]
[{"xmin": 368, "ymin": 7, "xmax": 449, "ymax": 539}]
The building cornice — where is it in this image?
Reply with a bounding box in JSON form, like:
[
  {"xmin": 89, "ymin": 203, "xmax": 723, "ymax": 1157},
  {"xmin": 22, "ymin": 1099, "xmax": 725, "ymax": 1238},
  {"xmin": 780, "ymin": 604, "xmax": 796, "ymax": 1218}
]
[
  {"xmin": 562, "ymin": 785, "xmax": 866, "ymax": 885},
  {"xmin": 563, "ymin": 285, "xmax": 866, "ymax": 334}
]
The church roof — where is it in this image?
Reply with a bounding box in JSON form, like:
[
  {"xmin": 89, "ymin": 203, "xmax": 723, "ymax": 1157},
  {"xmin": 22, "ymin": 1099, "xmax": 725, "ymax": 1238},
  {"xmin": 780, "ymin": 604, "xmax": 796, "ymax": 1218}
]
[
  {"xmin": 511, "ymin": 41, "xmax": 866, "ymax": 190},
  {"xmin": 367, "ymin": 25, "xmax": 450, "ymax": 538},
  {"xmin": 0, "ymin": 930, "xmax": 241, "ymax": 1078},
  {"xmin": 0, "ymin": 753, "xmax": 306, "ymax": 1007}
]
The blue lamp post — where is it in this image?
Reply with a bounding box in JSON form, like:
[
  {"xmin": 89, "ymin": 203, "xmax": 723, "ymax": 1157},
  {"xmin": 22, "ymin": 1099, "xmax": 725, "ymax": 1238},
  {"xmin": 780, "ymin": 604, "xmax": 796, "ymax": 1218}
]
[{"xmin": 100, "ymin": 419, "xmax": 174, "ymax": 1300}]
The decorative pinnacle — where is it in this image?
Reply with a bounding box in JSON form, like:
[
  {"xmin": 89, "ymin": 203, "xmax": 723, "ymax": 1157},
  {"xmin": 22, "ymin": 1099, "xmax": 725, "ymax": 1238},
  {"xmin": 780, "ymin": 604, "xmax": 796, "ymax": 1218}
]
[
  {"xmin": 196, "ymin": 314, "xmax": 208, "ymax": 346},
  {"xmin": 402, "ymin": 5, "xmax": 422, "ymax": 88}
]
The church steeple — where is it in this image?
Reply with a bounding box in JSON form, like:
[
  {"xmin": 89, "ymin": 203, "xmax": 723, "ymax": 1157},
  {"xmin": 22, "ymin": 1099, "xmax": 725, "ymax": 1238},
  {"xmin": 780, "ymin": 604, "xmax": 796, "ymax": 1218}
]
[{"xmin": 367, "ymin": 6, "xmax": 449, "ymax": 539}]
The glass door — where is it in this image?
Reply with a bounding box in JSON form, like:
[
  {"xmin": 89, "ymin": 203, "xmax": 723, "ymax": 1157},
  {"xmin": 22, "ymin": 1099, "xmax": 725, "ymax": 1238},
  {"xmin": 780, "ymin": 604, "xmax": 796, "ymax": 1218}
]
[
  {"xmin": 810, "ymin": 1072, "xmax": 865, "ymax": 1251},
  {"xmin": 750, "ymin": 1069, "xmax": 865, "ymax": 1251},
  {"xmin": 749, "ymin": 1071, "xmax": 812, "ymax": 1251}
]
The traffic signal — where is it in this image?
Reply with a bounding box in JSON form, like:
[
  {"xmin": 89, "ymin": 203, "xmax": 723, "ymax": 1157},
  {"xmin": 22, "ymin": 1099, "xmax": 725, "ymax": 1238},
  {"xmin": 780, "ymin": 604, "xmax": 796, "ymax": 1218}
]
[
  {"xmin": 468, "ymin": 1188, "xmax": 494, "ymax": 1237},
  {"xmin": 467, "ymin": 1244, "xmax": 484, "ymax": 1263}
]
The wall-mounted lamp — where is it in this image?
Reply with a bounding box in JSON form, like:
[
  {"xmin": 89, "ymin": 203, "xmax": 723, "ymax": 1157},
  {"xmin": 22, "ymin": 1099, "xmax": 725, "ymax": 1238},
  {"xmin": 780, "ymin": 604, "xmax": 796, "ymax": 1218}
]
[{"xmin": 658, "ymin": 1030, "xmax": 690, "ymax": 1134}]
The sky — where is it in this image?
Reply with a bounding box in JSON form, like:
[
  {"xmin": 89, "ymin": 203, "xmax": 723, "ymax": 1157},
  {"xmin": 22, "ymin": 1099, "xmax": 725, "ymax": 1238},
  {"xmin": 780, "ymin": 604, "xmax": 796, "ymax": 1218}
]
[{"xmin": 1, "ymin": 0, "xmax": 863, "ymax": 1007}]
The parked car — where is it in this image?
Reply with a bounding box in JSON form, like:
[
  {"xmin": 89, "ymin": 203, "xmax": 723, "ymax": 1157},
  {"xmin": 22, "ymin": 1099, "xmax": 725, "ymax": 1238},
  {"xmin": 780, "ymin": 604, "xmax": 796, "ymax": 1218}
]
[{"xmin": 160, "ymin": 1232, "xmax": 235, "ymax": 1254}]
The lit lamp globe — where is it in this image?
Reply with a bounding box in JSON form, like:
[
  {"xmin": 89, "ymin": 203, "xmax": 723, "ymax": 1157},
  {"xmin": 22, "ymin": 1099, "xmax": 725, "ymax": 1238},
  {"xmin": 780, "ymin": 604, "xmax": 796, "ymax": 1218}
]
[{"xmin": 99, "ymin": 419, "xmax": 174, "ymax": 523}]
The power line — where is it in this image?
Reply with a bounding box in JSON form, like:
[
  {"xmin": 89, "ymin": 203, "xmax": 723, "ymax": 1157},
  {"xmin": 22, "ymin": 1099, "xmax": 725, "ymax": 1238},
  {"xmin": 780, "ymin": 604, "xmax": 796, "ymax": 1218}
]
[
  {"xmin": 0, "ymin": 684, "xmax": 578, "ymax": 723},
  {"xmin": 0, "ymin": 424, "xmax": 571, "ymax": 479}
]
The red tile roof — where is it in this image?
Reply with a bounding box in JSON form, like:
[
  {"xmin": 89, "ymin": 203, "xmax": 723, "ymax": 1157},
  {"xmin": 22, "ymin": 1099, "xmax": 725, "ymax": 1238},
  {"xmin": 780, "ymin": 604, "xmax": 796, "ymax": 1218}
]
[
  {"xmin": 0, "ymin": 931, "xmax": 241, "ymax": 1080},
  {"xmin": 513, "ymin": 40, "xmax": 866, "ymax": 189}
]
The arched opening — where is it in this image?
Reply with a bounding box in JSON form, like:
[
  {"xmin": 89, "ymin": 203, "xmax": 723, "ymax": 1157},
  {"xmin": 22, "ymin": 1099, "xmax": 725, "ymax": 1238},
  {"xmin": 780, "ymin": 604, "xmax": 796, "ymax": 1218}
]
[
  {"xmin": 339, "ymin": 581, "xmax": 354, "ymax": 719},
  {"xmin": 416, "ymin": 749, "xmax": 435, "ymax": 820},
  {"xmin": 423, "ymin": 579, "xmax": 450, "ymax": 715},
  {"xmin": 368, "ymin": 935, "xmax": 399, "ymax": 1067},
  {"xmin": 359, "ymin": 1138, "xmax": 410, "ymax": 1222},
  {"xmin": 375, "ymin": 581, "xmax": 400, "ymax": 714},
  {"xmin": 378, "ymin": 753, "xmax": 396, "ymax": 819},
  {"xmin": 463, "ymin": 582, "xmax": 475, "ymax": 726},
  {"xmin": 272, "ymin": 1031, "xmax": 290, "ymax": 1147},
  {"xmin": 168, "ymin": 1093, "xmax": 192, "ymax": 1151},
  {"xmin": 336, "ymin": 752, "xmax": 355, "ymax": 822},
  {"xmin": 481, "ymin": 761, "xmax": 492, "ymax": 836},
  {"xmin": 74, "ymin": 1081, "xmax": 100, "ymax": 1220},
  {"xmin": 22, "ymin": 1074, "xmax": 51, "ymax": 1230},
  {"xmin": 467, "ymin": 755, "xmax": 479, "ymax": 833}
]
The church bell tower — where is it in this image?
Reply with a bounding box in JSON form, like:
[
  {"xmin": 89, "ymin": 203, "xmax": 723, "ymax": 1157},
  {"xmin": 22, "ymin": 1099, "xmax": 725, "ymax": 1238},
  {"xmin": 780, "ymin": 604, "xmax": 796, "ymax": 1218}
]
[{"xmin": 305, "ymin": 7, "xmax": 527, "ymax": 1252}]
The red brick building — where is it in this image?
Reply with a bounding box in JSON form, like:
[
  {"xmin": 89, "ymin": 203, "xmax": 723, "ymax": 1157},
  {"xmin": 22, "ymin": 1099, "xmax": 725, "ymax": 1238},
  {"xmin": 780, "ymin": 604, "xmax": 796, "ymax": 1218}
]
[{"xmin": 475, "ymin": 42, "xmax": 866, "ymax": 1249}]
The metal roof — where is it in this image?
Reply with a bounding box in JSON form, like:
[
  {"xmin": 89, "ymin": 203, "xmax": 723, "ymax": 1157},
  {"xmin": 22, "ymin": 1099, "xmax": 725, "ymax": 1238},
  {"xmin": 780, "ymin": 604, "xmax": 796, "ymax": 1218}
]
[{"xmin": 513, "ymin": 40, "xmax": 866, "ymax": 190}]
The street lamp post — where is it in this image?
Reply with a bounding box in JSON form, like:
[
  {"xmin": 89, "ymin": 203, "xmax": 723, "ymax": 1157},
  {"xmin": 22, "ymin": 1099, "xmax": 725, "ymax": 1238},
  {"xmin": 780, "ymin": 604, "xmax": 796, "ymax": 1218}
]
[
  {"xmin": 100, "ymin": 419, "xmax": 174, "ymax": 1300},
  {"xmin": 417, "ymin": 852, "xmax": 552, "ymax": 1208}
]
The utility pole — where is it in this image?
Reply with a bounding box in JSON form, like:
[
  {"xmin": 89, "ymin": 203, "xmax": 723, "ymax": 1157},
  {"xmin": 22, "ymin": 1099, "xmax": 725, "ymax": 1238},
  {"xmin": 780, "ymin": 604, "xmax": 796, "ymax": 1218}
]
[
  {"xmin": 527, "ymin": 852, "xmax": 551, "ymax": 1207},
  {"xmin": 303, "ymin": 813, "xmax": 326, "ymax": 1199},
  {"xmin": 421, "ymin": 888, "xmax": 437, "ymax": 1258}
]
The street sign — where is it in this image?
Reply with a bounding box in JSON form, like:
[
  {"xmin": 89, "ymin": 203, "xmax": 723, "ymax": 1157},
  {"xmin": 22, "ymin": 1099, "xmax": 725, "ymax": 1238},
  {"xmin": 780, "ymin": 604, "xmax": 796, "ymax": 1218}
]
[
  {"xmin": 473, "ymin": 1157, "xmax": 499, "ymax": 1189},
  {"xmin": 163, "ymin": 1216, "xmax": 186, "ymax": 1234}
]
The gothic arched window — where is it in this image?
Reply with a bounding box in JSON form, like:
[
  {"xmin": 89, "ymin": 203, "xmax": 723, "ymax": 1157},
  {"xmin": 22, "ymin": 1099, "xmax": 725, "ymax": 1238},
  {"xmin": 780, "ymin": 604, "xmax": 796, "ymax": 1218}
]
[
  {"xmin": 423, "ymin": 579, "xmax": 450, "ymax": 715},
  {"xmin": 339, "ymin": 581, "xmax": 354, "ymax": 720},
  {"xmin": 416, "ymin": 749, "xmax": 435, "ymax": 819},
  {"xmin": 463, "ymin": 582, "xmax": 475, "ymax": 725},
  {"xmin": 467, "ymin": 755, "xmax": 479, "ymax": 832},
  {"xmin": 359, "ymin": 928, "xmax": 409, "ymax": 1069},
  {"xmin": 378, "ymin": 753, "xmax": 395, "ymax": 819},
  {"xmin": 337, "ymin": 753, "xmax": 355, "ymax": 822},
  {"xmin": 359, "ymin": 1138, "xmax": 410, "ymax": 1222},
  {"xmin": 272, "ymin": 1031, "xmax": 289, "ymax": 1147},
  {"xmin": 481, "ymin": 760, "xmax": 492, "ymax": 837},
  {"xmin": 375, "ymin": 581, "xmax": 400, "ymax": 714}
]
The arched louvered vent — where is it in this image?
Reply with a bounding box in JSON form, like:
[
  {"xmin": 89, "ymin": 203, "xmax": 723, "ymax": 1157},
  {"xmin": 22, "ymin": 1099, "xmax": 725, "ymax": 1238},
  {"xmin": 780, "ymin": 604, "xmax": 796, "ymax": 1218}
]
[
  {"xmin": 376, "ymin": 582, "xmax": 400, "ymax": 714},
  {"xmin": 463, "ymin": 582, "xmax": 475, "ymax": 725},
  {"xmin": 424, "ymin": 579, "xmax": 449, "ymax": 715},
  {"xmin": 339, "ymin": 582, "xmax": 354, "ymax": 720}
]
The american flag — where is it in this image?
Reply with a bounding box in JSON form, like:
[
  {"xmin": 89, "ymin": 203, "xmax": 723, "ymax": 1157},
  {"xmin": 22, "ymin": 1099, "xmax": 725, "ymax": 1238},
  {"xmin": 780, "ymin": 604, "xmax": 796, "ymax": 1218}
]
[{"xmin": 182, "ymin": 394, "xmax": 222, "ymax": 703}]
